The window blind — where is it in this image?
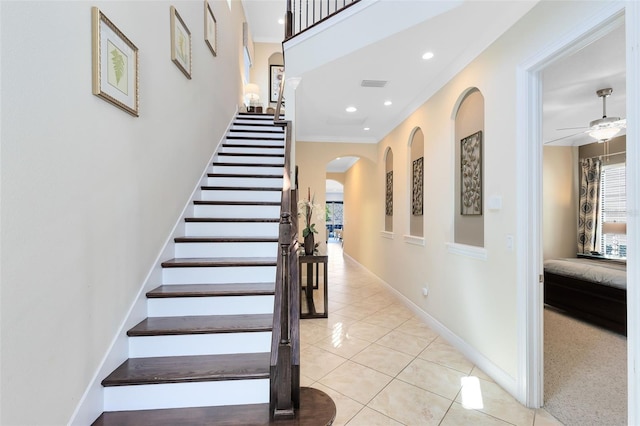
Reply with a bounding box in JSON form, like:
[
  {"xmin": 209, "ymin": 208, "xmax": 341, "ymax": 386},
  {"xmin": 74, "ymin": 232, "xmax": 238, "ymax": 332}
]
[{"xmin": 600, "ymin": 164, "xmax": 627, "ymax": 256}]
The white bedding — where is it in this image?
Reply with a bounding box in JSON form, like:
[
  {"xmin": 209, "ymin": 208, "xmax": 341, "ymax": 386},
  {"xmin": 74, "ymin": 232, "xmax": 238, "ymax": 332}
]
[{"xmin": 544, "ymin": 257, "xmax": 627, "ymax": 290}]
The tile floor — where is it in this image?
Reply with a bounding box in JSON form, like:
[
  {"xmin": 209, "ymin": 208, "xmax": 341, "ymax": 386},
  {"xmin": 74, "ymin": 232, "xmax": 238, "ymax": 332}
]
[{"xmin": 299, "ymin": 242, "xmax": 563, "ymax": 426}]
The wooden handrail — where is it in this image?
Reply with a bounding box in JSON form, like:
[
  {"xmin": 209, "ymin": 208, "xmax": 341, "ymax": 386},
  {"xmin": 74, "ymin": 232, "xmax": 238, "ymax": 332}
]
[
  {"xmin": 285, "ymin": 0, "xmax": 361, "ymax": 40},
  {"xmin": 270, "ymin": 67, "xmax": 299, "ymax": 419}
]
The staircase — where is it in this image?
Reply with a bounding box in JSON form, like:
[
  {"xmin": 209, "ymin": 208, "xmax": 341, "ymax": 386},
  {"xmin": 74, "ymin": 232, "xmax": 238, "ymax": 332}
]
[{"xmin": 91, "ymin": 113, "xmax": 335, "ymax": 425}]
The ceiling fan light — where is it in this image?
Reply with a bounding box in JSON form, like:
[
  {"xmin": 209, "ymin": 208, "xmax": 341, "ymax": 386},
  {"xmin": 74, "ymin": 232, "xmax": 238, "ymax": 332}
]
[{"xmin": 588, "ymin": 126, "xmax": 622, "ymax": 142}]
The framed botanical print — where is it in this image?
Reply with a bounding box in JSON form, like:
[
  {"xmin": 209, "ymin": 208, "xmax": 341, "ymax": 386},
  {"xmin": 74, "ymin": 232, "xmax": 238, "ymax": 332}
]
[
  {"xmin": 91, "ymin": 7, "xmax": 139, "ymax": 117},
  {"xmin": 204, "ymin": 1, "xmax": 217, "ymax": 56},
  {"xmin": 170, "ymin": 6, "xmax": 192, "ymax": 79}
]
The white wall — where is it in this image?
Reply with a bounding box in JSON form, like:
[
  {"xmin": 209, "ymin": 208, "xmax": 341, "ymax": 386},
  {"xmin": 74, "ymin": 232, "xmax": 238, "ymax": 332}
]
[
  {"xmin": 0, "ymin": 1, "xmax": 246, "ymax": 424},
  {"xmin": 339, "ymin": 0, "xmax": 615, "ymax": 388}
]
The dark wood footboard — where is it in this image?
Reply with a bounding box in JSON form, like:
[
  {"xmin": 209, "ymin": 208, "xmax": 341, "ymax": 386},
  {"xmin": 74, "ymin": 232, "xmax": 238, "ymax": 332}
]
[{"xmin": 544, "ymin": 271, "xmax": 626, "ymax": 335}]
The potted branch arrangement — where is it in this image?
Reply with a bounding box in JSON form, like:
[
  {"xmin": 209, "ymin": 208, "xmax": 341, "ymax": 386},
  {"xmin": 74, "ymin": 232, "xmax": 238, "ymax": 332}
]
[{"xmin": 299, "ymin": 188, "xmax": 321, "ymax": 255}]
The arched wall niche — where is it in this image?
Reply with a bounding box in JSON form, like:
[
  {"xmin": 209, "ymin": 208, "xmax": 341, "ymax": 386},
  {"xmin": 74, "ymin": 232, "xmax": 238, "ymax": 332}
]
[
  {"xmin": 409, "ymin": 127, "xmax": 424, "ymax": 237},
  {"xmin": 453, "ymin": 87, "xmax": 485, "ymax": 247},
  {"xmin": 384, "ymin": 147, "xmax": 394, "ymax": 232}
]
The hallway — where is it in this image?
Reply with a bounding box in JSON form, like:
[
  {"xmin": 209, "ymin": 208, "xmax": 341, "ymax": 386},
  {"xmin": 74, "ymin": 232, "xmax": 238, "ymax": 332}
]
[{"xmin": 300, "ymin": 242, "xmax": 561, "ymax": 425}]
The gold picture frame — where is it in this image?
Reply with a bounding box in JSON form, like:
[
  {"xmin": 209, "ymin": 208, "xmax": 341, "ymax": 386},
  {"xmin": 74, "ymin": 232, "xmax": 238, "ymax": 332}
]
[
  {"xmin": 91, "ymin": 7, "xmax": 139, "ymax": 117},
  {"xmin": 170, "ymin": 6, "xmax": 192, "ymax": 79},
  {"xmin": 204, "ymin": 1, "xmax": 217, "ymax": 57}
]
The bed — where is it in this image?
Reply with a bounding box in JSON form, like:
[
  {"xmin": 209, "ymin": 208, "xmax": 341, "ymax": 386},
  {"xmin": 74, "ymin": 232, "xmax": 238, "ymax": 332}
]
[{"xmin": 544, "ymin": 257, "xmax": 627, "ymax": 335}]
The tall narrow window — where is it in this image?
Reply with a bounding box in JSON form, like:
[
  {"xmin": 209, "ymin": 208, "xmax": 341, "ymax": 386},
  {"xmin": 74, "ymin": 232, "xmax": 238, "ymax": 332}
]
[{"xmin": 600, "ymin": 163, "xmax": 626, "ymax": 257}]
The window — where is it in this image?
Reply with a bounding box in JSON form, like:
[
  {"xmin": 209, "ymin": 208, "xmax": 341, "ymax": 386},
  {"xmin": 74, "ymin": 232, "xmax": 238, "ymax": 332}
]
[{"xmin": 599, "ymin": 163, "xmax": 626, "ymax": 257}]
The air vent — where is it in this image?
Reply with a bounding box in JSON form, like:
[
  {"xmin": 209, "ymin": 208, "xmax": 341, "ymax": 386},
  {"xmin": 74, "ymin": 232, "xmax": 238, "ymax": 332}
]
[{"xmin": 361, "ymin": 80, "xmax": 388, "ymax": 88}]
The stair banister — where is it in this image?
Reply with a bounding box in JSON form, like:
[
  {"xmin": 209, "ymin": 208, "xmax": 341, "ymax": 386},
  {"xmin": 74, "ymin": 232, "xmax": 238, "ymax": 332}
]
[
  {"xmin": 285, "ymin": 0, "xmax": 361, "ymax": 39},
  {"xmin": 270, "ymin": 64, "xmax": 300, "ymax": 419}
]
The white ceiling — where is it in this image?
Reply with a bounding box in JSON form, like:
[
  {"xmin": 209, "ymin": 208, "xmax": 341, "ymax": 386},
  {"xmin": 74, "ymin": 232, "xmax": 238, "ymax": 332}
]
[
  {"xmin": 542, "ymin": 23, "xmax": 626, "ymax": 146},
  {"xmin": 240, "ymin": 0, "xmax": 287, "ymax": 43},
  {"xmin": 241, "ymin": 1, "xmax": 627, "ymax": 161}
]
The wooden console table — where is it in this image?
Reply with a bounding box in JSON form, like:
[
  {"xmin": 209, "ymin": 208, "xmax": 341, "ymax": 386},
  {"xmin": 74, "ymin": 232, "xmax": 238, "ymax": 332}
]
[{"xmin": 299, "ymin": 254, "xmax": 328, "ymax": 319}]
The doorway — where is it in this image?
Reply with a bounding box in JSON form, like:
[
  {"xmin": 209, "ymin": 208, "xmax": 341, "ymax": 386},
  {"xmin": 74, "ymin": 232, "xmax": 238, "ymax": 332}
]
[
  {"xmin": 517, "ymin": 2, "xmax": 640, "ymax": 423},
  {"xmin": 540, "ymin": 22, "xmax": 627, "ymax": 422}
]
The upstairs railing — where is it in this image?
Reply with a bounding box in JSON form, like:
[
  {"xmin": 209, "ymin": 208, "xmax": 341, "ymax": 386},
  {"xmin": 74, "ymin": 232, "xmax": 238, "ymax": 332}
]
[
  {"xmin": 270, "ymin": 68, "xmax": 300, "ymax": 419},
  {"xmin": 285, "ymin": 0, "xmax": 361, "ymax": 39}
]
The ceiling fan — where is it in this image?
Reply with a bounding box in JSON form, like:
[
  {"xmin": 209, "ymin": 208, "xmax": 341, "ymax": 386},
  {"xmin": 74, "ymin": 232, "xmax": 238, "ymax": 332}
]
[{"xmin": 546, "ymin": 88, "xmax": 626, "ymax": 145}]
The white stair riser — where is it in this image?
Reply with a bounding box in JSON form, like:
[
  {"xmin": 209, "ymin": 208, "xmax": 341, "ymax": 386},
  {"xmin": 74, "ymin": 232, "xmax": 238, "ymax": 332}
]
[
  {"xmin": 234, "ymin": 117, "xmax": 276, "ymax": 123},
  {"xmin": 128, "ymin": 332, "xmax": 272, "ymax": 357},
  {"xmin": 193, "ymin": 204, "xmax": 280, "ymax": 219},
  {"xmin": 221, "ymin": 146, "xmax": 285, "ymax": 155},
  {"xmin": 175, "ymin": 241, "xmax": 278, "ymax": 257},
  {"xmin": 210, "ymin": 165, "xmax": 283, "ymax": 175},
  {"xmin": 227, "ymin": 132, "xmax": 284, "ymax": 140},
  {"xmin": 231, "ymin": 124, "xmax": 283, "ymax": 131},
  {"xmin": 215, "ymin": 155, "xmax": 283, "ymax": 165},
  {"xmin": 206, "ymin": 176, "xmax": 283, "ymax": 188},
  {"xmin": 201, "ymin": 190, "xmax": 281, "ymax": 203},
  {"xmin": 104, "ymin": 379, "xmax": 269, "ymax": 411},
  {"xmin": 147, "ymin": 295, "xmax": 274, "ymax": 316},
  {"xmin": 226, "ymin": 139, "xmax": 284, "ymax": 146},
  {"xmin": 185, "ymin": 222, "xmax": 278, "ymax": 237},
  {"xmin": 162, "ymin": 266, "xmax": 276, "ymax": 284}
]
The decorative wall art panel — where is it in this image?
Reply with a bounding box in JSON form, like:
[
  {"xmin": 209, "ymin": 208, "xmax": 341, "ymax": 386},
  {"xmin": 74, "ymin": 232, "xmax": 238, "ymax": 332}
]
[
  {"xmin": 385, "ymin": 171, "xmax": 393, "ymax": 216},
  {"xmin": 461, "ymin": 131, "xmax": 482, "ymax": 215},
  {"xmin": 270, "ymin": 65, "xmax": 284, "ymax": 103},
  {"xmin": 412, "ymin": 157, "xmax": 424, "ymax": 216}
]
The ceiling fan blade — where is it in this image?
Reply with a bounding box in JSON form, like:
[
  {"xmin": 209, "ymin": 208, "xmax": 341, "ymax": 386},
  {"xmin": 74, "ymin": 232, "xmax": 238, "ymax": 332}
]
[
  {"xmin": 556, "ymin": 126, "xmax": 588, "ymax": 131},
  {"xmin": 544, "ymin": 131, "xmax": 586, "ymax": 145}
]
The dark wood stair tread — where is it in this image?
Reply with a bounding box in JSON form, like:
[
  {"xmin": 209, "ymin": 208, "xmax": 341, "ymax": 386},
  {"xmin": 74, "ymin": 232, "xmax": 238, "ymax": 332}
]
[
  {"xmin": 212, "ymin": 162, "xmax": 283, "ymax": 167},
  {"xmin": 174, "ymin": 236, "xmax": 279, "ymax": 243},
  {"xmin": 101, "ymin": 352, "xmax": 270, "ymax": 387},
  {"xmin": 185, "ymin": 217, "xmax": 279, "ymax": 223},
  {"xmin": 127, "ymin": 314, "xmax": 273, "ymax": 336},
  {"xmin": 208, "ymin": 173, "xmax": 283, "ymax": 178},
  {"xmin": 217, "ymin": 152, "xmax": 285, "ymax": 157},
  {"xmin": 161, "ymin": 257, "xmax": 277, "ymax": 268},
  {"xmin": 193, "ymin": 200, "xmax": 281, "ymax": 206},
  {"xmin": 200, "ymin": 186, "xmax": 282, "ymax": 192},
  {"xmin": 147, "ymin": 283, "xmax": 275, "ymax": 298},
  {"xmin": 222, "ymin": 143, "xmax": 284, "ymax": 149},
  {"xmin": 229, "ymin": 127, "xmax": 283, "ymax": 132},
  {"xmin": 226, "ymin": 136, "xmax": 285, "ymax": 141},
  {"xmin": 92, "ymin": 387, "xmax": 336, "ymax": 425}
]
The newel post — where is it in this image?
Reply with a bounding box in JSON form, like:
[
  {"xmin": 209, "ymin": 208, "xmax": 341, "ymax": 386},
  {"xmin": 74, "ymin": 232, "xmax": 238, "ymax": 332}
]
[{"xmin": 274, "ymin": 212, "xmax": 294, "ymax": 418}]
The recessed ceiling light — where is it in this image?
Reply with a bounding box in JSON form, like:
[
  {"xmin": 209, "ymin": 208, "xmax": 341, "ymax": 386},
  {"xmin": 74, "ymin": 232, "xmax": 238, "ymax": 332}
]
[
  {"xmin": 384, "ymin": 100, "xmax": 392, "ymax": 106},
  {"xmin": 346, "ymin": 106, "xmax": 357, "ymax": 113},
  {"xmin": 422, "ymin": 51, "xmax": 434, "ymax": 60},
  {"xmin": 278, "ymin": 18, "xmax": 284, "ymax": 25},
  {"xmin": 364, "ymin": 127, "xmax": 370, "ymax": 131}
]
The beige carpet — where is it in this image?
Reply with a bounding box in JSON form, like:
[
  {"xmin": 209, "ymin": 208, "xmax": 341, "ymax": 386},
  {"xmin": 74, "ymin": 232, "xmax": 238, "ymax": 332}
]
[{"xmin": 544, "ymin": 307, "xmax": 627, "ymax": 426}]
